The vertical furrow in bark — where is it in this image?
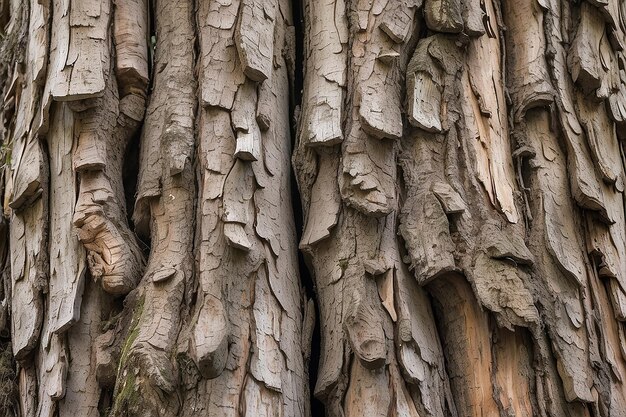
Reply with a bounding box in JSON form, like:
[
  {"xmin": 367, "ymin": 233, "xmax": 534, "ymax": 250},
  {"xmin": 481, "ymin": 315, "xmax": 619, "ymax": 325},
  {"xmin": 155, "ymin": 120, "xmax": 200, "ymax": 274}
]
[
  {"xmin": 517, "ymin": 107, "xmax": 595, "ymax": 407},
  {"xmin": 567, "ymin": 1, "xmax": 626, "ymax": 415},
  {"xmin": 544, "ymin": 0, "xmax": 608, "ymax": 218},
  {"xmin": 568, "ymin": 1, "xmax": 626, "ymax": 323},
  {"xmin": 428, "ymin": 275, "xmax": 499, "ymax": 416},
  {"xmin": 37, "ymin": 102, "xmax": 84, "ymax": 417},
  {"xmin": 3, "ymin": 0, "xmax": 626, "ymax": 415},
  {"xmin": 6, "ymin": 0, "xmax": 48, "ymax": 365},
  {"xmin": 295, "ymin": 1, "xmax": 455, "ymax": 416},
  {"xmin": 400, "ymin": 21, "xmax": 541, "ymax": 415},
  {"xmin": 2, "ymin": 0, "xmax": 40, "ymax": 414},
  {"xmin": 3, "ymin": 2, "xmax": 48, "ymax": 415},
  {"xmin": 112, "ymin": 0, "xmax": 195, "ymax": 415},
  {"xmin": 508, "ymin": 0, "xmax": 626, "ymax": 415},
  {"xmin": 412, "ymin": 9, "xmax": 542, "ymax": 416},
  {"xmin": 65, "ymin": 0, "xmax": 148, "ymax": 306},
  {"xmin": 21, "ymin": 0, "xmax": 147, "ymax": 414},
  {"xmin": 178, "ymin": 0, "xmax": 308, "ymax": 415},
  {"xmin": 503, "ymin": 0, "xmax": 596, "ymax": 411}
]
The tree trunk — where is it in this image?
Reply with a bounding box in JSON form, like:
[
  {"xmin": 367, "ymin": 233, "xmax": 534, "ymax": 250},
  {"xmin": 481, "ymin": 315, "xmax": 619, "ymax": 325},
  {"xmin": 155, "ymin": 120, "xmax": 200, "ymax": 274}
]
[{"xmin": 1, "ymin": 0, "xmax": 626, "ymax": 416}]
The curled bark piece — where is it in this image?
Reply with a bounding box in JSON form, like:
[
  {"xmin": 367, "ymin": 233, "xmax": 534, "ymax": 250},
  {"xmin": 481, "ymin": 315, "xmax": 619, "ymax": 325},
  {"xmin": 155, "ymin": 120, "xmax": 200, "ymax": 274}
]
[
  {"xmin": 399, "ymin": 131, "xmax": 456, "ymax": 284},
  {"xmin": 52, "ymin": 0, "xmax": 109, "ymax": 100},
  {"xmin": 300, "ymin": 153, "xmax": 341, "ymax": 248},
  {"xmin": 502, "ymin": 0, "xmax": 555, "ymax": 120},
  {"xmin": 359, "ymin": 80, "xmax": 404, "ymax": 140},
  {"xmin": 249, "ymin": 267, "xmax": 285, "ymax": 392},
  {"xmin": 379, "ymin": 0, "xmax": 419, "ymax": 43},
  {"xmin": 462, "ymin": 0, "xmax": 485, "ymax": 36},
  {"xmin": 222, "ymin": 159, "xmax": 254, "ymax": 252},
  {"xmin": 425, "ymin": 0, "xmax": 463, "ymax": 33},
  {"xmin": 406, "ymin": 36, "xmax": 452, "ymax": 133},
  {"xmin": 72, "ymin": 83, "xmax": 145, "ymax": 296},
  {"xmin": 395, "ymin": 261, "xmax": 451, "ymax": 416},
  {"xmin": 114, "ymin": 0, "xmax": 149, "ymax": 96},
  {"xmin": 191, "ymin": 296, "xmax": 229, "ymax": 379},
  {"xmin": 544, "ymin": 0, "xmax": 609, "ymax": 219},
  {"xmin": 463, "ymin": 16, "xmax": 520, "ymax": 224},
  {"xmin": 48, "ymin": 103, "xmax": 86, "ymax": 334},
  {"xmin": 9, "ymin": 206, "xmax": 46, "ymax": 360},
  {"xmin": 299, "ymin": 0, "xmax": 347, "ymax": 146},
  {"xmin": 585, "ymin": 187, "xmax": 626, "ymax": 321},
  {"xmin": 355, "ymin": 1, "xmax": 413, "ymax": 142},
  {"xmin": 9, "ymin": 138, "xmax": 47, "ymax": 360},
  {"xmin": 9, "ymin": 140, "xmax": 45, "ymax": 210},
  {"xmin": 431, "ymin": 181, "xmax": 466, "ymax": 214},
  {"xmin": 470, "ymin": 250, "xmax": 539, "ymax": 330},
  {"xmin": 232, "ymin": 81, "xmax": 262, "ymax": 161},
  {"xmin": 577, "ymin": 95, "xmax": 622, "ymax": 184},
  {"xmin": 341, "ymin": 129, "xmax": 395, "ymax": 217},
  {"xmin": 235, "ymin": 0, "xmax": 276, "ymax": 82},
  {"xmin": 607, "ymin": 57, "xmax": 626, "ymax": 122},
  {"xmin": 400, "ymin": 190, "xmax": 455, "ymax": 282},
  {"xmin": 95, "ymin": 329, "xmax": 116, "ymax": 388},
  {"xmin": 198, "ymin": 0, "xmax": 245, "ymax": 109},
  {"xmin": 376, "ymin": 269, "xmax": 397, "ymax": 322},
  {"xmin": 74, "ymin": 172, "xmax": 143, "ymax": 295},
  {"xmin": 569, "ymin": 3, "xmax": 605, "ymax": 93},
  {"xmin": 344, "ymin": 282, "xmax": 387, "ymax": 369}
]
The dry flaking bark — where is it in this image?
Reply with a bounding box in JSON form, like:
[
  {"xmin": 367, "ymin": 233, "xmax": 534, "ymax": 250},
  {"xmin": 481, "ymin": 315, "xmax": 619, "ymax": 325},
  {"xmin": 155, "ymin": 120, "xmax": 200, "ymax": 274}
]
[
  {"xmin": 293, "ymin": 0, "xmax": 626, "ymax": 416},
  {"xmin": 0, "ymin": 0, "xmax": 307, "ymax": 416},
  {"xmin": 1, "ymin": 0, "xmax": 626, "ymax": 416}
]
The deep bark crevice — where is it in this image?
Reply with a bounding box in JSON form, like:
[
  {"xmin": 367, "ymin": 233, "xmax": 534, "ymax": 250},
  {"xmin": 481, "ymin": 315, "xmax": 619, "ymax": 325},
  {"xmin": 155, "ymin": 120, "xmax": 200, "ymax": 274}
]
[
  {"xmin": 3, "ymin": 0, "xmax": 626, "ymax": 415},
  {"xmin": 122, "ymin": 129, "xmax": 141, "ymax": 236},
  {"xmin": 290, "ymin": 0, "xmax": 325, "ymax": 415}
]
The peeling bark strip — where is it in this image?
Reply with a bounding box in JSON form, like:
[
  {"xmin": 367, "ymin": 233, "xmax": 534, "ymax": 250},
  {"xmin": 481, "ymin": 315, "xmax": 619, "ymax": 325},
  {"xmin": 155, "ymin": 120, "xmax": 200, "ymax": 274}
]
[
  {"xmin": 293, "ymin": 0, "xmax": 626, "ymax": 415},
  {"xmin": 295, "ymin": 1, "xmax": 454, "ymax": 415},
  {"xmin": 3, "ymin": 0, "xmax": 626, "ymax": 415},
  {"xmin": 113, "ymin": 0, "xmax": 195, "ymax": 413},
  {"xmin": 179, "ymin": 0, "xmax": 308, "ymax": 415}
]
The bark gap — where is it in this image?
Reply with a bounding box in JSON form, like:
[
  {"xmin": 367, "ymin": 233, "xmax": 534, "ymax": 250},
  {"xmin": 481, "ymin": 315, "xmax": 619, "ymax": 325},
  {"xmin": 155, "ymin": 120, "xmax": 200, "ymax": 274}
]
[{"xmin": 2, "ymin": 0, "xmax": 626, "ymax": 416}]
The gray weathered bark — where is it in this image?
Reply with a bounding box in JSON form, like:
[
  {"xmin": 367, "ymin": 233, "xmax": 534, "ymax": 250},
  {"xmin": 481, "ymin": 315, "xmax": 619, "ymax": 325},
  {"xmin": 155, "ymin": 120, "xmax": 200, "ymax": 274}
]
[{"xmin": 1, "ymin": 0, "xmax": 626, "ymax": 416}]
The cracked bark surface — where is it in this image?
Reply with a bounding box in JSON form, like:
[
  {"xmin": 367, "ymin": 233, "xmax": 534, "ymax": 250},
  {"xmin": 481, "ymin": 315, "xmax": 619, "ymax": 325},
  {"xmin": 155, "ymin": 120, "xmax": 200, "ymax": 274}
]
[{"xmin": 1, "ymin": 0, "xmax": 626, "ymax": 416}]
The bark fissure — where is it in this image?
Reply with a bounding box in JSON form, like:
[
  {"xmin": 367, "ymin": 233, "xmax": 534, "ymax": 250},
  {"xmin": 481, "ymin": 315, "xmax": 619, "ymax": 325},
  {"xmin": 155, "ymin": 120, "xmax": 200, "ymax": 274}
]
[{"xmin": 2, "ymin": 0, "xmax": 626, "ymax": 416}]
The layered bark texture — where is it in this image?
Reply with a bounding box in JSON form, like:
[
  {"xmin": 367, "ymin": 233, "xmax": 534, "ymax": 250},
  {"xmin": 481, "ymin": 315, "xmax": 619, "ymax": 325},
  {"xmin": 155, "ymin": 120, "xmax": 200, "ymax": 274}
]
[
  {"xmin": 294, "ymin": 0, "xmax": 626, "ymax": 416},
  {"xmin": 0, "ymin": 0, "xmax": 307, "ymax": 416},
  {"xmin": 0, "ymin": 0, "xmax": 626, "ymax": 416}
]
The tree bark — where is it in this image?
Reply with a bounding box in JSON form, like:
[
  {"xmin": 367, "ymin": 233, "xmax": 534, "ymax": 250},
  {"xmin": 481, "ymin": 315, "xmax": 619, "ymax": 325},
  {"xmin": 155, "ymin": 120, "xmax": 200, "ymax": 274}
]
[{"xmin": 0, "ymin": 0, "xmax": 626, "ymax": 416}]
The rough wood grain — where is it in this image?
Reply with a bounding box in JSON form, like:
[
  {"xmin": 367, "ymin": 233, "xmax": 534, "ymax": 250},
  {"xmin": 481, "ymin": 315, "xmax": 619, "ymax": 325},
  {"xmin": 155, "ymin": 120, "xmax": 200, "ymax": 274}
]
[
  {"xmin": 425, "ymin": 0, "xmax": 463, "ymax": 33},
  {"xmin": 113, "ymin": 0, "xmax": 149, "ymax": 96},
  {"xmin": 51, "ymin": 0, "xmax": 109, "ymax": 100},
  {"xmin": 299, "ymin": 0, "xmax": 347, "ymax": 147},
  {"xmin": 72, "ymin": 78, "xmax": 145, "ymax": 296},
  {"xmin": 114, "ymin": 1, "xmax": 196, "ymax": 415},
  {"xmin": 47, "ymin": 103, "xmax": 86, "ymax": 334},
  {"xmin": 502, "ymin": 0, "xmax": 554, "ymax": 119},
  {"xmin": 569, "ymin": 2, "xmax": 605, "ymax": 93},
  {"xmin": 235, "ymin": 0, "xmax": 276, "ymax": 82},
  {"xmin": 463, "ymin": 4, "xmax": 520, "ymax": 224},
  {"xmin": 4, "ymin": 0, "xmax": 626, "ymax": 415}
]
